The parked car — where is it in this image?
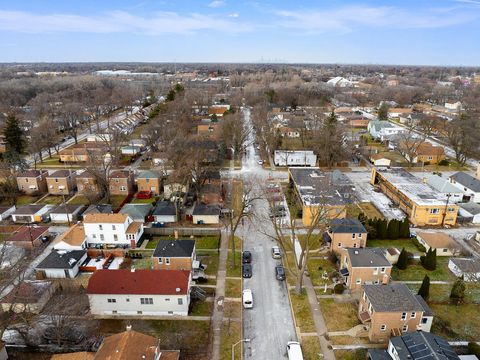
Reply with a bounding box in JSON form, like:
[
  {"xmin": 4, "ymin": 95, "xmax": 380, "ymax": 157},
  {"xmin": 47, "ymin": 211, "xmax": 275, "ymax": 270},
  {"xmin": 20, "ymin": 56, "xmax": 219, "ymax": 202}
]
[
  {"xmin": 269, "ymin": 209, "xmax": 287, "ymax": 218},
  {"xmin": 257, "ymin": 160, "xmax": 264, "ymax": 165},
  {"xmin": 275, "ymin": 265, "xmax": 285, "ymax": 281},
  {"xmin": 286, "ymin": 341, "xmax": 304, "ymax": 360},
  {"xmin": 242, "ymin": 251, "xmax": 252, "ymax": 264},
  {"xmin": 271, "ymin": 246, "xmax": 282, "ymax": 259},
  {"xmin": 242, "ymin": 264, "xmax": 252, "ymax": 278},
  {"xmin": 242, "ymin": 289, "xmax": 253, "ymax": 309}
]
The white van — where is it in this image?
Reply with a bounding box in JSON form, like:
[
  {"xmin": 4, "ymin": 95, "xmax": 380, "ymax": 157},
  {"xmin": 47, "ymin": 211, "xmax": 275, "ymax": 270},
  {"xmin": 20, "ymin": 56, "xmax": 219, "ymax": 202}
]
[
  {"xmin": 242, "ymin": 289, "xmax": 253, "ymax": 309},
  {"xmin": 287, "ymin": 341, "xmax": 304, "ymax": 360}
]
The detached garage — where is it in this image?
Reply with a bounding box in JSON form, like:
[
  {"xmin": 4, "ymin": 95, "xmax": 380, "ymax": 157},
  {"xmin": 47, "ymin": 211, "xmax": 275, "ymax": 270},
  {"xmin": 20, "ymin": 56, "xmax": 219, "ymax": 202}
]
[
  {"xmin": 192, "ymin": 204, "xmax": 220, "ymax": 224},
  {"xmin": 36, "ymin": 250, "xmax": 87, "ymax": 279}
]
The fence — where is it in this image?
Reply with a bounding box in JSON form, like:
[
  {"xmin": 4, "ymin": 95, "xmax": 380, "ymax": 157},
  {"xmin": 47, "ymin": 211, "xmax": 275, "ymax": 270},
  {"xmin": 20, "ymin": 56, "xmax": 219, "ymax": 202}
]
[{"xmin": 144, "ymin": 227, "xmax": 221, "ymax": 237}]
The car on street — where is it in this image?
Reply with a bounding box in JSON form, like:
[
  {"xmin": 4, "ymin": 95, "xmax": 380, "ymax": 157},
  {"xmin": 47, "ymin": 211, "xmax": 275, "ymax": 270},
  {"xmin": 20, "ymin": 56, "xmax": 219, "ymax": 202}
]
[
  {"xmin": 271, "ymin": 246, "xmax": 282, "ymax": 259},
  {"xmin": 242, "ymin": 251, "xmax": 252, "ymax": 264},
  {"xmin": 269, "ymin": 208, "xmax": 287, "ymax": 218},
  {"xmin": 275, "ymin": 265, "xmax": 286, "ymax": 280},
  {"xmin": 257, "ymin": 159, "xmax": 264, "ymax": 165},
  {"xmin": 287, "ymin": 341, "xmax": 304, "ymax": 360},
  {"xmin": 242, "ymin": 264, "xmax": 252, "ymax": 278},
  {"xmin": 242, "ymin": 289, "xmax": 253, "ymax": 309}
]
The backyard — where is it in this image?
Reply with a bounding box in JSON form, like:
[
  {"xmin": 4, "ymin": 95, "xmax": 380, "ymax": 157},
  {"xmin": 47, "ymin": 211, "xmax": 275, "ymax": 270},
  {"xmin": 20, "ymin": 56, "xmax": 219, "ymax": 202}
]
[
  {"xmin": 391, "ymin": 257, "xmax": 457, "ymax": 282},
  {"xmin": 319, "ymin": 298, "xmax": 360, "ymax": 332},
  {"xmin": 307, "ymin": 257, "xmax": 337, "ymax": 286},
  {"xmin": 367, "ymin": 238, "xmax": 420, "ymax": 255}
]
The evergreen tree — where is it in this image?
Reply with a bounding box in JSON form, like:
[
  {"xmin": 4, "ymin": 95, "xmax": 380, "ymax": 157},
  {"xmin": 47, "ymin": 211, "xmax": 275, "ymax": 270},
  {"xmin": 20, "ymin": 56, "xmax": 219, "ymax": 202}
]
[
  {"xmin": 378, "ymin": 219, "xmax": 388, "ymax": 239},
  {"xmin": 3, "ymin": 115, "xmax": 25, "ymax": 155},
  {"xmin": 397, "ymin": 248, "xmax": 408, "ymax": 270},
  {"xmin": 387, "ymin": 219, "xmax": 400, "ymax": 239},
  {"xmin": 450, "ymin": 278, "xmax": 466, "ymax": 304},
  {"xmin": 316, "ymin": 111, "xmax": 345, "ymax": 168},
  {"xmin": 421, "ymin": 248, "xmax": 437, "ymax": 271},
  {"xmin": 418, "ymin": 275, "xmax": 430, "ymax": 300},
  {"xmin": 166, "ymin": 89, "xmax": 176, "ymax": 102},
  {"xmin": 400, "ymin": 218, "xmax": 410, "ymax": 238},
  {"xmin": 378, "ymin": 102, "xmax": 389, "ymax": 120}
]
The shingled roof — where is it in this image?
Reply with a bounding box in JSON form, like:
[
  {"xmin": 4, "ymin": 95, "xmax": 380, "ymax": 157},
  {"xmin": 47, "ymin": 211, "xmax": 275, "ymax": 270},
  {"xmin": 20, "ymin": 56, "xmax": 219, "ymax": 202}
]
[
  {"xmin": 363, "ymin": 283, "xmax": 429, "ymax": 312},
  {"xmin": 330, "ymin": 218, "xmax": 366, "ymax": 234},
  {"xmin": 153, "ymin": 240, "xmax": 195, "ymax": 258}
]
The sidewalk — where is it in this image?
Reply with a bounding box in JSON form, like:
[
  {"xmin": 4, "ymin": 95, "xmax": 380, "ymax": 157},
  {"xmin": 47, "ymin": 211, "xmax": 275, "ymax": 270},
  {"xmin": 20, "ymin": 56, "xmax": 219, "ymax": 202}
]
[
  {"xmin": 303, "ymin": 275, "xmax": 336, "ymax": 360},
  {"xmin": 211, "ymin": 230, "xmax": 229, "ymax": 360}
]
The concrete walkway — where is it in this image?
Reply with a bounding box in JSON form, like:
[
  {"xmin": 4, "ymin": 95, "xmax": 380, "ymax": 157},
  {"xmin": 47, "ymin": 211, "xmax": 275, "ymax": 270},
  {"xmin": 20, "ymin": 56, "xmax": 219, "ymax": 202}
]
[
  {"xmin": 211, "ymin": 230, "xmax": 229, "ymax": 360},
  {"xmin": 394, "ymin": 280, "xmax": 453, "ymax": 285},
  {"xmin": 303, "ymin": 275, "xmax": 336, "ymax": 360}
]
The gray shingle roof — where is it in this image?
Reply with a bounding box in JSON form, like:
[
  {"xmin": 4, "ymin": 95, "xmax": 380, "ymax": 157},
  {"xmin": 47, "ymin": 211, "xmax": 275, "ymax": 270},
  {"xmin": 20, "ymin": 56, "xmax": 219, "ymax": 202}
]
[
  {"xmin": 193, "ymin": 204, "xmax": 220, "ymax": 216},
  {"xmin": 36, "ymin": 250, "xmax": 86, "ymax": 269},
  {"xmin": 346, "ymin": 248, "xmax": 391, "ymax": 267},
  {"xmin": 330, "ymin": 218, "xmax": 366, "ymax": 234},
  {"xmin": 450, "ymin": 172, "xmax": 480, "ymax": 192},
  {"xmin": 459, "ymin": 202, "xmax": 480, "ymax": 216},
  {"xmin": 363, "ymin": 283, "xmax": 428, "ymax": 312},
  {"xmin": 390, "ymin": 332, "xmax": 460, "ymax": 360},
  {"xmin": 153, "ymin": 240, "xmax": 195, "ymax": 258},
  {"xmin": 119, "ymin": 203, "xmax": 152, "ymax": 221},
  {"xmin": 152, "ymin": 201, "xmax": 176, "ymax": 216},
  {"xmin": 450, "ymin": 257, "xmax": 480, "ymax": 273}
]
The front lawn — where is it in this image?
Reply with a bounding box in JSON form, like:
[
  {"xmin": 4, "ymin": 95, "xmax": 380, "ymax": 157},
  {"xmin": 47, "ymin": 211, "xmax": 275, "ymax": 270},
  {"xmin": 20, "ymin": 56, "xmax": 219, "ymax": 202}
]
[
  {"xmin": 296, "ymin": 234, "xmax": 323, "ymax": 251},
  {"xmin": 290, "ymin": 289, "xmax": 316, "ymax": 333},
  {"xmin": 301, "ymin": 336, "xmax": 322, "ymax": 360},
  {"xmin": 391, "ymin": 257, "xmax": 456, "ymax": 282},
  {"xmin": 223, "ymin": 301, "xmax": 241, "ymax": 319},
  {"xmin": 189, "ymin": 299, "xmax": 213, "ymax": 316},
  {"xmin": 197, "ymin": 250, "xmax": 219, "ymax": 277},
  {"xmin": 335, "ymin": 349, "xmax": 367, "ymax": 360},
  {"xmin": 220, "ymin": 319, "xmax": 241, "ymax": 360},
  {"xmin": 225, "ymin": 278, "xmax": 242, "ymax": 298},
  {"xmin": 196, "ymin": 235, "xmax": 220, "ymax": 250},
  {"xmin": 319, "ymin": 298, "xmax": 360, "ymax": 332},
  {"xmin": 226, "ymin": 251, "xmax": 242, "ymax": 277},
  {"xmin": 307, "ymin": 257, "xmax": 336, "ymax": 286}
]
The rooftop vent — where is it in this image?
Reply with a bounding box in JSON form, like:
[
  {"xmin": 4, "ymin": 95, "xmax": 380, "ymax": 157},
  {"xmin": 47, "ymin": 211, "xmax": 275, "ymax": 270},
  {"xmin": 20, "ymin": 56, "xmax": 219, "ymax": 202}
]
[{"xmin": 175, "ymin": 287, "xmax": 181, "ymax": 293}]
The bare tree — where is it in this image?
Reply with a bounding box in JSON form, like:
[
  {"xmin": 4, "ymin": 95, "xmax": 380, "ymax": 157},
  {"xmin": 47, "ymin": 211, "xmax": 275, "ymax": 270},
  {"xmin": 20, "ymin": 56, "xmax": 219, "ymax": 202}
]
[
  {"xmin": 59, "ymin": 102, "xmax": 84, "ymax": 144},
  {"xmin": 446, "ymin": 113, "xmax": 479, "ymax": 166},
  {"xmin": 396, "ymin": 118, "xmax": 427, "ymax": 167}
]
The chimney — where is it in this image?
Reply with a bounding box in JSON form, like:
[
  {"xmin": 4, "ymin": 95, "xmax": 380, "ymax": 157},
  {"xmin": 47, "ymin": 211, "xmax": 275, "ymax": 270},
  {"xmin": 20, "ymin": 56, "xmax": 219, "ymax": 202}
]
[
  {"xmin": 131, "ymin": 267, "xmax": 136, "ymax": 273},
  {"xmin": 422, "ymin": 177, "xmax": 427, "ymax": 184},
  {"xmin": 126, "ymin": 325, "xmax": 132, "ymax": 331}
]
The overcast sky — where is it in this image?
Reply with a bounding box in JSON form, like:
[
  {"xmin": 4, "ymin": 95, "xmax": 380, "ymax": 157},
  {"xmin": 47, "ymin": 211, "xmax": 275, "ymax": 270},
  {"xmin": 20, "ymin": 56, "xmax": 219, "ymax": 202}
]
[{"xmin": 0, "ymin": 0, "xmax": 479, "ymax": 65}]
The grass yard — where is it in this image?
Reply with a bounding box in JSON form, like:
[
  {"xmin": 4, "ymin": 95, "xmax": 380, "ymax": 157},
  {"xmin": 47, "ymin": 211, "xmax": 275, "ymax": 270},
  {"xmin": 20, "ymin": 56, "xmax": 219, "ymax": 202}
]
[
  {"xmin": 290, "ymin": 290, "xmax": 316, "ymax": 333},
  {"xmin": 296, "ymin": 234, "xmax": 323, "ymax": 251},
  {"xmin": 226, "ymin": 251, "xmax": 242, "ymax": 277},
  {"xmin": 225, "ymin": 278, "xmax": 242, "ymax": 298},
  {"xmin": 40, "ymin": 195, "xmax": 66, "ymax": 205},
  {"xmin": 131, "ymin": 197, "xmax": 157, "ymax": 204},
  {"xmin": 196, "ymin": 236, "xmax": 220, "ymax": 250},
  {"xmin": 232, "ymin": 180, "xmax": 243, "ymax": 215},
  {"xmin": 431, "ymin": 303, "xmax": 480, "ymax": 341},
  {"xmin": 197, "ymin": 251, "xmax": 219, "ymax": 277},
  {"xmin": 131, "ymin": 257, "xmax": 152, "ymax": 270},
  {"xmin": 391, "ymin": 257, "xmax": 456, "ymax": 282},
  {"xmin": 37, "ymin": 157, "xmax": 61, "ymax": 166},
  {"xmin": 307, "ymin": 257, "xmax": 336, "ymax": 286},
  {"xmin": 358, "ymin": 202, "xmax": 384, "ymax": 219},
  {"xmin": 335, "ymin": 349, "xmax": 368, "ymax": 360},
  {"xmin": 220, "ymin": 320, "xmax": 241, "ymax": 360},
  {"xmin": 223, "ymin": 301, "xmax": 241, "ymax": 319},
  {"xmin": 228, "ymin": 236, "xmax": 242, "ymax": 251},
  {"xmin": 329, "ymin": 336, "xmax": 369, "ymax": 345},
  {"xmin": 319, "ymin": 299, "xmax": 360, "ymax": 332},
  {"xmin": 367, "ymin": 238, "xmax": 419, "ymax": 254},
  {"xmin": 407, "ymin": 283, "xmax": 480, "ymax": 304},
  {"xmin": 301, "ymin": 336, "xmax": 322, "ymax": 360},
  {"xmin": 189, "ymin": 299, "xmax": 213, "ymax": 316},
  {"xmin": 109, "ymin": 195, "xmax": 127, "ymax": 208},
  {"xmin": 13, "ymin": 195, "xmax": 41, "ymax": 206},
  {"xmin": 67, "ymin": 195, "xmax": 92, "ymax": 205}
]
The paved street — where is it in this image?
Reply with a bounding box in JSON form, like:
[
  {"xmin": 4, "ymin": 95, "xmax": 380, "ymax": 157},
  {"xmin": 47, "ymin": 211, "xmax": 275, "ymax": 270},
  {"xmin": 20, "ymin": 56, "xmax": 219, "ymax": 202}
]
[{"xmin": 235, "ymin": 108, "xmax": 297, "ymax": 360}]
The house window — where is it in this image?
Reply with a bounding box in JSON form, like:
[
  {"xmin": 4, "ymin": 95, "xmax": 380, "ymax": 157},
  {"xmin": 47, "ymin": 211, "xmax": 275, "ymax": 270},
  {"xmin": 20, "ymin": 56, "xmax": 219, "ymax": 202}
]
[
  {"xmin": 92, "ymin": 234, "xmax": 97, "ymax": 239},
  {"xmin": 112, "ymin": 310, "xmax": 117, "ymax": 314},
  {"xmin": 430, "ymin": 208, "xmax": 440, "ymax": 214},
  {"xmin": 126, "ymin": 299, "xmax": 130, "ymax": 302},
  {"xmin": 428, "ymin": 156, "xmax": 433, "ymax": 160},
  {"xmin": 359, "ymin": 233, "xmax": 362, "ymax": 238},
  {"xmin": 165, "ymin": 298, "xmax": 170, "ymax": 301},
  {"xmin": 165, "ymin": 258, "xmax": 171, "ymax": 265},
  {"xmin": 112, "ymin": 225, "xmax": 116, "ymax": 230},
  {"xmin": 402, "ymin": 325, "xmax": 408, "ymax": 332},
  {"xmin": 381, "ymin": 267, "xmax": 386, "ymax": 273},
  {"xmin": 443, "ymin": 249, "xmax": 448, "ymax": 253},
  {"xmin": 114, "ymin": 235, "xmax": 118, "ymax": 241},
  {"xmin": 353, "ymin": 243, "xmax": 357, "ymax": 248},
  {"xmin": 356, "ymin": 278, "xmax": 361, "ymax": 284},
  {"xmin": 401, "ymin": 312, "xmax": 407, "ymax": 320},
  {"xmin": 140, "ymin": 298, "xmax": 154, "ymax": 305},
  {"xmin": 55, "ymin": 178, "xmax": 58, "ymax": 183},
  {"xmin": 120, "ymin": 186, "xmax": 126, "ymax": 191},
  {"xmin": 410, "ymin": 312, "xmax": 416, "ymax": 319},
  {"xmin": 352, "ymin": 233, "xmax": 355, "ymax": 239},
  {"xmin": 373, "ymin": 268, "xmax": 378, "ymax": 275},
  {"xmin": 99, "ymin": 224, "xmax": 103, "ymax": 230},
  {"xmin": 448, "ymin": 207, "xmax": 456, "ymax": 212},
  {"xmin": 338, "ymin": 243, "xmax": 342, "ymax": 247},
  {"xmin": 380, "ymin": 324, "xmax": 387, "ymax": 331},
  {"xmin": 100, "ymin": 234, "xmax": 104, "ymax": 241},
  {"xmin": 137, "ymin": 311, "xmax": 142, "ymax": 314},
  {"xmin": 178, "ymin": 298, "xmax": 183, "ymax": 305},
  {"xmin": 422, "ymin": 317, "xmax": 428, "ymax": 324},
  {"xmin": 107, "ymin": 298, "xmax": 116, "ymax": 303},
  {"xmin": 158, "ymin": 258, "xmax": 163, "ymax": 264}
]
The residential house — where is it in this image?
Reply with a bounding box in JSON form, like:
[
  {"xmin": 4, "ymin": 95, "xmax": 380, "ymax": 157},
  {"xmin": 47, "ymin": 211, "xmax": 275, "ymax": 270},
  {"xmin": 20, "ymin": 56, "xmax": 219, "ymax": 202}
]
[
  {"xmin": 199, "ymin": 184, "xmax": 224, "ymax": 205},
  {"xmin": 388, "ymin": 108, "xmax": 413, "ymax": 119},
  {"xmin": 459, "ymin": 202, "xmax": 480, "ymax": 224},
  {"xmin": 82, "ymin": 204, "xmax": 113, "ymax": 218},
  {"xmin": 289, "ymin": 168, "xmax": 355, "ymax": 227},
  {"xmin": 0, "ymin": 280, "xmax": 56, "ymax": 314},
  {"xmin": 5, "ymin": 226, "xmax": 49, "ymax": 248},
  {"xmin": 416, "ymin": 232, "xmax": 460, "ymax": 256},
  {"xmin": 368, "ymin": 331, "xmax": 460, "ymax": 360},
  {"xmin": 278, "ymin": 126, "xmax": 300, "ymax": 138},
  {"xmin": 152, "ymin": 240, "xmax": 196, "ymax": 271},
  {"xmin": 46, "ymin": 170, "xmax": 76, "ymax": 195},
  {"xmin": 358, "ymin": 283, "xmax": 433, "ymax": 343},
  {"xmin": 368, "ymin": 121, "xmax": 406, "ymax": 141},
  {"xmin": 11, "ymin": 204, "xmax": 53, "ymax": 223},
  {"xmin": 53, "ymin": 224, "xmax": 87, "ymax": 250},
  {"xmin": 417, "ymin": 173, "xmax": 463, "ymax": 203},
  {"xmin": 76, "ymin": 170, "xmax": 100, "ymax": 195},
  {"xmin": 49, "ymin": 204, "xmax": 85, "ymax": 223},
  {"xmin": 346, "ymin": 115, "xmax": 370, "ymax": 128},
  {"xmin": 109, "ymin": 170, "xmax": 134, "ymax": 196},
  {"xmin": 274, "ymin": 150, "xmax": 317, "ymax": 167},
  {"xmin": 152, "ymin": 201, "xmax": 177, "ymax": 223},
  {"xmin": 0, "ymin": 205, "xmax": 15, "ymax": 221},
  {"xmin": 92, "ymin": 329, "xmax": 180, "ymax": 360},
  {"xmin": 449, "ymin": 172, "xmax": 480, "ymax": 203},
  {"xmin": 370, "ymin": 154, "xmax": 391, "ymax": 167},
  {"xmin": 87, "ymin": 269, "xmax": 191, "ymax": 316},
  {"xmin": 136, "ymin": 170, "xmax": 161, "ymax": 195},
  {"xmin": 325, "ymin": 218, "xmax": 368, "ymax": 255},
  {"xmin": 448, "ymin": 258, "xmax": 480, "ymax": 282},
  {"xmin": 192, "ymin": 204, "xmax": 220, "ymax": 224},
  {"xmin": 84, "ymin": 213, "xmax": 144, "ymax": 248},
  {"xmin": 340, "ymin": 248, "xmax": 392, "ymax": 291},
  {"xmin": 35, "ymin": 249, "xmax": 87, "ymax": 279},
  {"xmin": 371, "ymin": 168, "xmax": 459, "ymax": 226},
  {"xmin": 121, "ymin": 145, "xmax": 142, "ymax": 156},
  {"xmin": 16, "ymin": 169, "xmax": 48, "ymax": 194},
  {"xmin": 119, "ymin": 203, "xmax": 153, "ymax": 222},
  {"xmin": 59, "ymin": 142, "xmax": 104, "ymax": 163},
  {"xmin": 203, "ymin": 170, "xmax": 222, "ymax": 186},
  {"xmin": 402, "ymin": 142, "xmax": 445, "ymax": 165}
]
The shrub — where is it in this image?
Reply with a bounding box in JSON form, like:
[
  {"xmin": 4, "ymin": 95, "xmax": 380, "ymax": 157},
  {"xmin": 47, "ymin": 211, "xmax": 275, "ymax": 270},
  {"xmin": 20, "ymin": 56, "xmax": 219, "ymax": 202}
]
[
  {"xmin": 421, "ymin": 248, "xmax": 437, "ymax": 271},
  {"xmin": 418, "ymin": 275, "xmax": 430, "ymax": 300},
  {"xmin": 397, "ymin": 248, "xmax": 408, "ymax": 270},
  {"xmin": 412, "ymin": 237, "xmax": 427, "ymax": 252},
  {"xmin": 468, "ymin": 342, "xmax": 480, "ymax": 358},
  {"xmin": 333, "ymin": 283, "xmax": 345, "ymax": 294},
  {"xmin": 450, "ymin": 278, "xmax": 466, "ymax": 304},
  {"xmin": 438, "ymin": 159, "xmax": 450, "ymax": 166}
]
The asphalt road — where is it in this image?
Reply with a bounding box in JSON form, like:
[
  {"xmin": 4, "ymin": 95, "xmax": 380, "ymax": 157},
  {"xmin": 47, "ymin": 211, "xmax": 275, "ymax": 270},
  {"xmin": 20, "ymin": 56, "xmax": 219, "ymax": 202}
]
[{"xmin": 238, "ymin": 108, "xmax": 297, "ymax": 360}]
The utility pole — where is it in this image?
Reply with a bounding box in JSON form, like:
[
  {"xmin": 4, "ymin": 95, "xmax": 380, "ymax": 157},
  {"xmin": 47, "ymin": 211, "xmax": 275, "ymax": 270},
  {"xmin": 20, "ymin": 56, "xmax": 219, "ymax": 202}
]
[{"xmin": 441, "ymin": 193, "xmax": 452, "ymax": 227}]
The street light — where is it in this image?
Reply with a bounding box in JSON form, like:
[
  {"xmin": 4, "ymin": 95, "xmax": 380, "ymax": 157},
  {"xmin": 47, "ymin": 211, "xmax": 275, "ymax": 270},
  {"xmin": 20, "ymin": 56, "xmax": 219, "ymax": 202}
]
[{"xmin": 232, "ymin": 338, "xmax": 250, "ymax": 360}]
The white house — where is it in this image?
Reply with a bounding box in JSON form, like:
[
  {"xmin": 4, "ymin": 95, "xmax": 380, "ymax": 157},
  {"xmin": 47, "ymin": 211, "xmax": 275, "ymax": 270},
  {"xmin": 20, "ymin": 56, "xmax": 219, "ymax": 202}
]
[
  {"xmin": 53, "ymin": 224, "xmax": 87, "ymax": 250},
  {"xmin": 449, "ymin": 172, "xmax": 480, "ymax": 203},
  {"xmin": 36, "ymin": 250, "xmax": 87, "ymax": 279},
  {"xmin": 274, "ymin": 150, "xmax": 317, "ymax": 167},
  {"xmin": 448, "ymin": 258, "xmax": 480, "ymax": 282},
  {"xmin": 417, "ymin": 173, "xmax": 464, "ymax": 203},
  {"xmin": 84, "ymin": 213, "xmax": 144, "ymax": 249},
  {"xmin": 0, "ymin": 205, "xmax": 16, "ymax": 221},
  {"xmin": 459, "ymin": 202, "xmax": 480, "ymax": 224},
  {"xmin": 121, "ymin": 145, "xmax": 142, "ymax": 156},
  {"xmin": 11, "ymin": 204, "xmax": 54, "ymax": 223},
  {"xmin": 192, "ymin": 204, "xmax": 220, "ymax": 224},
  {"xmin": 445, "ymin": 101, "xmax": 462, "ymax": 111},
  {"xmin": 87, "ymin": 269, "xmax": 191, "ymax": 316},
  {"xmin": 327, "ymin": 76, "xmax": 353, "ymax": 87},
  {"xmin": 370, "ymin": 154, "xmax": 391, "ymax": 167},
  {"xmin": 152, "ymin": 201, "xmax": 177, "ymax": 223},
  {"xmin": 367, "ymin": 120, "xmax": 406, "ymax": 141},
  {"xmin": 49, "ymin": 204, "xmax": 84, "ymax": 223}
]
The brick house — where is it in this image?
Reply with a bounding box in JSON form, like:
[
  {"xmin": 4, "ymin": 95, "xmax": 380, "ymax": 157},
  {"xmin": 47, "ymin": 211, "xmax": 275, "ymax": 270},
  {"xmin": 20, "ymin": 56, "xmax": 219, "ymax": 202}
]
[
  {"xmin": 358, "ymin": 284, "xmax": 433, "ymax": 343},
  {"xmin": 46, "ymin": 170, "xmax": 76, "ymax": 195},
  {"xmin": 16, "ymin": 169, "xmax": 48, "ymax": 194},
  {"xmin": 324, "ymin": 218, "xmax": 368, "ymax": 255},
  {"xmin": 135, "ymin": 170, "xmax": 161, "ymax": 195},
  {"xmin": 152, "ymin": 240, "xmax": 196, "ymax": 271},
  {"xmin": 76, "ymin": 170, "xmax": 100, "ymax": 195},
  {"xmin": 109, "ymin": 170, "xmax": 134, "ymax": 196},
  {"xmin": 339, "ymin": 248, "xmax": 392, "ymax": 291}
]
